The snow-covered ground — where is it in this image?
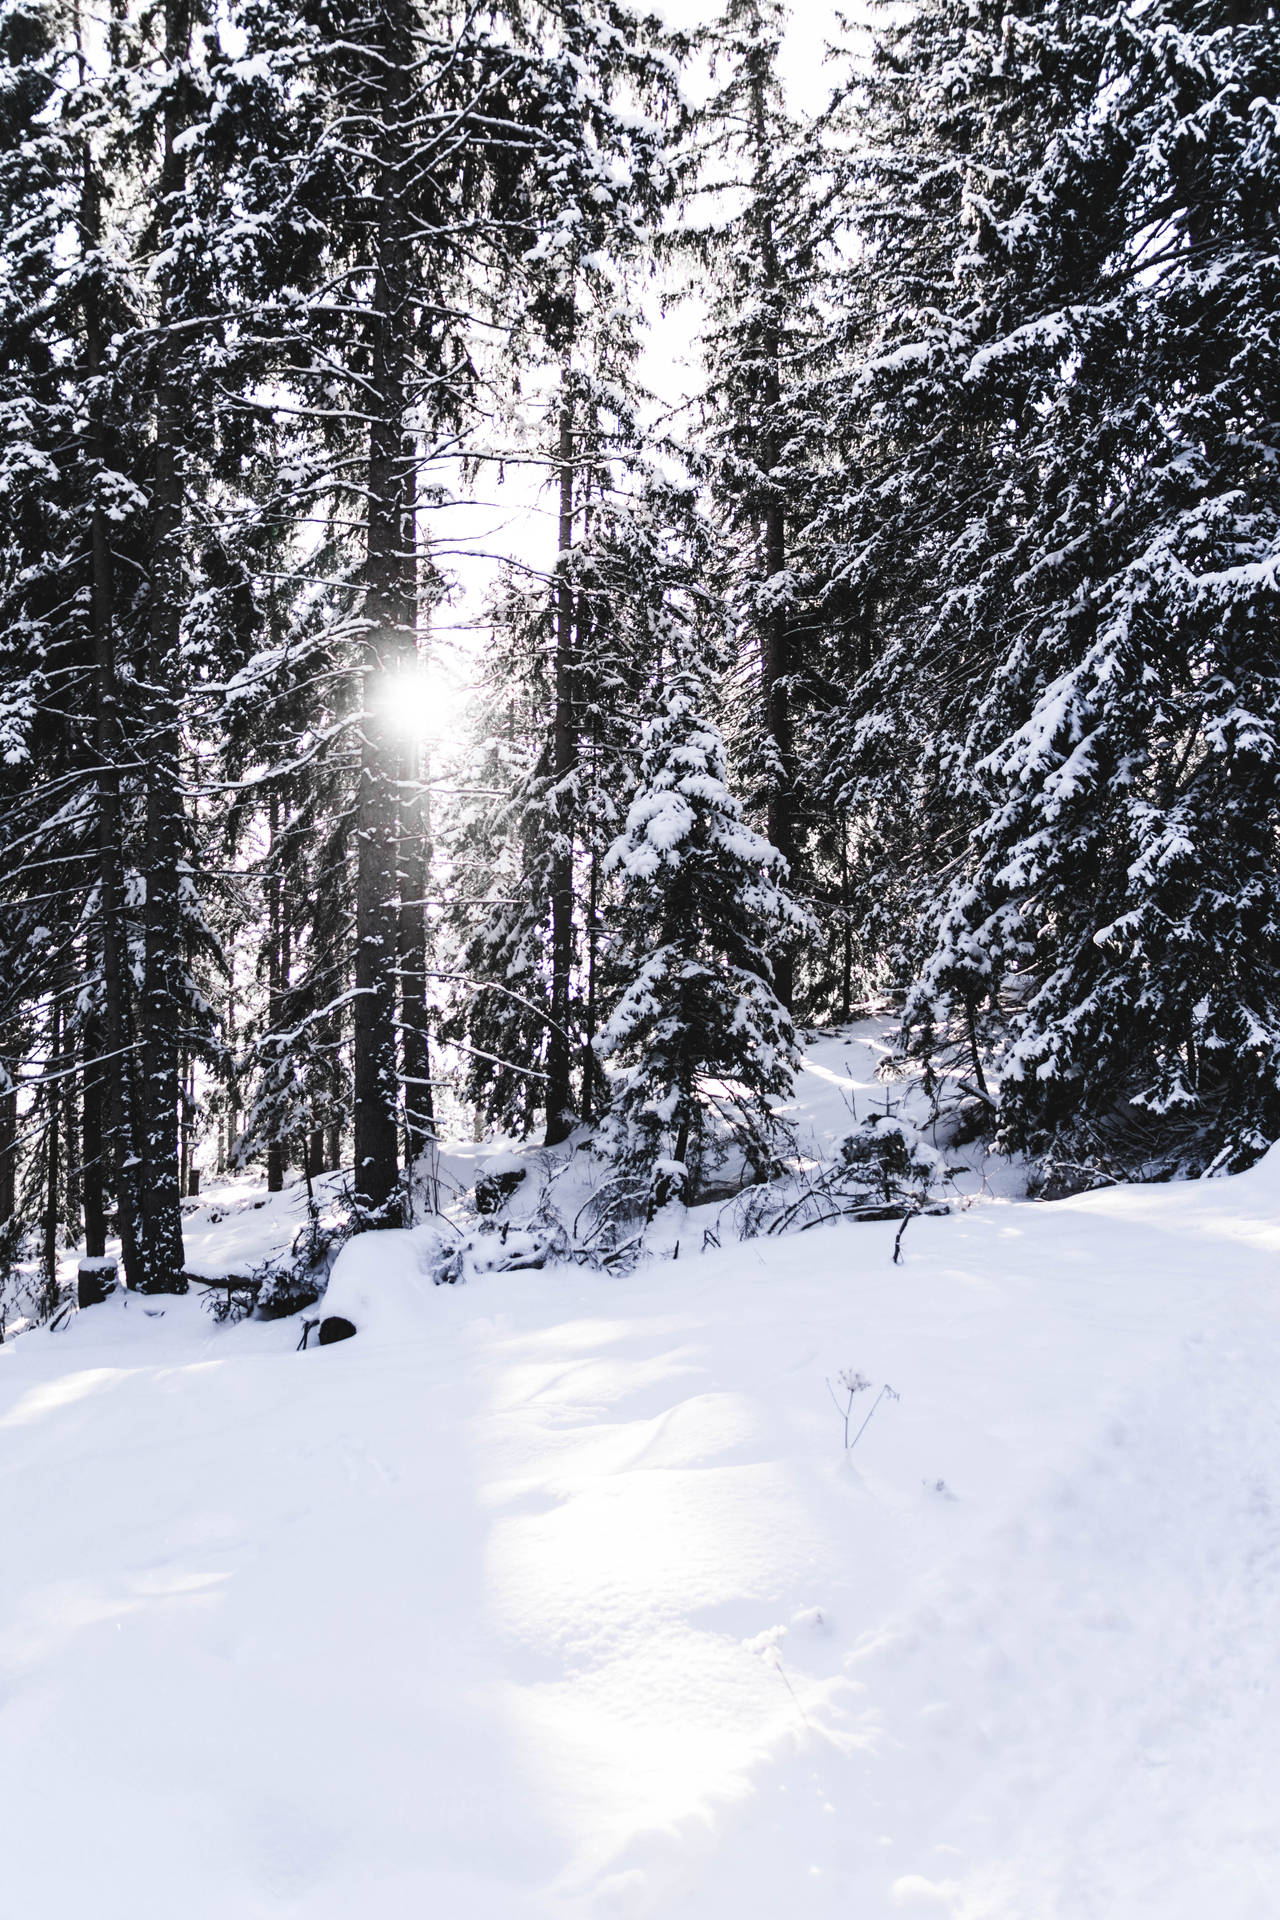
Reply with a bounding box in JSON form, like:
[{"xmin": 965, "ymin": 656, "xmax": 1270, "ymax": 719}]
[
  {"xmin": 3, "ymin": 1037, "xmax": 1279, "ymax": 1917},
  {"xmin": 167, "ymin": 1024, "xmax": 1025, "ymax": 1296}
]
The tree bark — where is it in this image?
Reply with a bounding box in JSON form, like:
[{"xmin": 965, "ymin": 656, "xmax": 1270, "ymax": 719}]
[
  {"xmin": 748, "ymin": 51, "xmax": 796, "ymax": 1011},
  {"xmin": 399, "ymin": 732, "xmax": 435, "ymax": 1171},
  {"xmin": 82, "ymin": 116, "xmax": 144, "ymax": 1290},
  {"xmin": 839, "ymin": 825, "xmax": 853, "ymax": 1025},
  {"xmin": 61, "ymin": 970, "xmax": 83, "ymax": 1248},
  {"xmin": 0, "ymin": 1070, "xmax": 15, "ymax": 1226},
  {"xmin": 44, "ymin": 995, "xmax": 61, "ymax": 1293},
  {"xmin": 545, "ymin": 388, "xmax": 577, "ymax": 1145},
  {"xmin": 353, "ymin": 0, "xmax": 416, "ymax": 1223},
  {"xmin": 136, "ymin": 0, "xmax": 193, "ymax": 1291},
  {"xmin": 81, "ymin": 1006, "xmax": 108, "ymax": 1259},
  {"xmin": 581, "ymin": 840, "xmax": 601, "ymax": 1123},
  {"xmin": 223, "ymin": 985, "xmax": 239, "ymax": 1175},
  {"xmin": 267, "ymin": 788, "xmax": 286, "ymax": 1193}
]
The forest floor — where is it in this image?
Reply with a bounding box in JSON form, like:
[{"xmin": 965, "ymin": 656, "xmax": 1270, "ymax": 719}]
[{"xmin": 2, "ymin": 1035, "xmax": 1279, "ymax": 1917}]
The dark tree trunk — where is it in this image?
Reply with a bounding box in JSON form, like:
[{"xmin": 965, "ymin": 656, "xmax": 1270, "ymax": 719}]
[
  {"xmin": 353, "ymin": 629, "xmax": 403, "ymax": 1222},
  {"xmin": 545, "ymin": 391, "xmax": 577, "ymax": 1146},
  {"xmin": 0, "ymin": 1075, "xmax": 15, "ymax": 1225},
  {"xmin": 965, "ymin": 996, "xmax": 989, "ymax": 1098},
  {"xmin": 179, "ymin": 1049, "xmax": 197, "ymax": 1199},
  {"xmin": 223, "ymin": 985, "xmax": 239, "ymax": 1174},
  {"xmin": 44, "ymin": 997, "xmax": 61, "ymax": 1292},
  {"xmin": 749, "ymin": 59, "xmax": 795, "ymax": 1012},
  {"xmin": 62, "ymin": 984, "xmax": 83, "ymax": 1248},
  {"xmin": 90, "ymin": 491, "xmax": 144, "ymax": 1286},
  {"xmin": 136, "ymin": 0, "xmax": 193, "ymax": 1292},
  {"xmin": 581, "ymin": 839, "xmax": 601, "ymax": 1123},
  {"xmin": 137, "ymin": 419, "xmax": 188, "ymax": 1289},
  {"xmin": 82, "ymin": 1009, "xmax": 107, "ymax": 1259},
  {"xmin": 267, "ymin": 788, "xmax": 286, "ymax": 1194},
  {"xmin": 353, "ymin": 0, "xmax": 416, "ymax": 1223},
  {"xmin": 276, "ymin": 892, "xmax": 292, "ymax": 1184},
  {"xmin": 399, "ymin": 733, "xmax": 434, "ymax": 1170},
  {"xmin": 82, "ymin": 132, "xmax": 144, "ymax": 1291},
  {"xmin": 839, "ymin": 825, "xmax": 853, "ymax": 1024}
]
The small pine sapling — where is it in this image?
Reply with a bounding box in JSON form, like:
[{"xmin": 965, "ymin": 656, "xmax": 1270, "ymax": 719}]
[{"xmin": 597, "ymin": 671, "xmax": 809, "ymax": 1216}]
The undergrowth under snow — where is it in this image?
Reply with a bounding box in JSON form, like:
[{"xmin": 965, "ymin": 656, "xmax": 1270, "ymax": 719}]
[{"xmin": 1, "ymin": 1031, "xmax": 1277, "ymax": 1917}]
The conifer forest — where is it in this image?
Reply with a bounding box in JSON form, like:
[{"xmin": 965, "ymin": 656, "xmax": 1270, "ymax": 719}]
[
  {"xmin": 7, "ymin": 7, "xmax": 1280, "ymax": 1913},
  {"xmin": 2, "ymin": 0, "xmax": 1278, "ymax": 1298}
]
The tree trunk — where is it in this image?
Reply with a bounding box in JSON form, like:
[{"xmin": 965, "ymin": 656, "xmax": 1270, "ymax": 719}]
[
  {"xmin": 82, "ymin": 126, "xmax": 144, "ymax": 1291},
  {"xmin": 581, "ymin": 839, "xmax": 601, "ymax": 1122},
  {"xmin": 137, "ymin": 418, "xmax": 188, "ymax": 1290},
  {"xmin": 62, "ymin": 982, "xmax": 83, "ymax": 1249},
  {"xmin": 179, "ymin": 1045, "xmax": 190, "ymax": 1198},
  {"xmin": 81, "ymin": 1010, "xmax": 107, "ymax": 1258},
  {"xmin": 267, "ymin": 788, "xmax": 286, "ymax": 1194},
  {"xmin": 44, "ymin": 996, "xmax": 61, "ymax": 1293},
  {"xmin": 762, "ymin": 488, "xmax": 794, "ymax": 994},
  {"xmin": 136, "ymin": 0, "xmax": 193, "ymax": 1292},
  {"xmin": 353, "ymin": 0, "xmax": 416, "ymax": 1223},
  {"xmin": 353, "ymin": 628, "xmax": 403, "ymax": 1222},
  {"xmin": 839, "ymin": 824, "xmax": 853, "ymax": 1024},
  {"xmin": 0, "ymin": 1073, "xmax": 15, "ymax": 1226},
  {"xmin": 399, "ymin": 732, "xmax": 435, "ymax": 1171},
  {"xmin": 749, "ymin": 58, "xmax": 795, "ymax": 1011},
  {"xmin": 224, "ymin": 982, "xmax": 239, "ymax": 1175},
  {"xmin": 545, "ymin": 388, "xmax": 577, "ymax": 1145},
  {"xmin": 180, "ymin": 1049, "xmax": 198, "ymax": 1199}
]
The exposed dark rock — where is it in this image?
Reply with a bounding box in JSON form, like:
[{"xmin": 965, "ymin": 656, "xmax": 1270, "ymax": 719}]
[{"xmin": 317, "ymin": 1315, "xmax": 357, "ymax": 1345}]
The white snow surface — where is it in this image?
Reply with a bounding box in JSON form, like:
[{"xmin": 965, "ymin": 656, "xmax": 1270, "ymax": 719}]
[{"xmin": 3, "ymin": 1038, "xmax": 1279, "ymax": 1917}]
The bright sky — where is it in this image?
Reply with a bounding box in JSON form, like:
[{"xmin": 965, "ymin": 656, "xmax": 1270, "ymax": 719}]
[{"xmin": 412, "ymin": 0, "xmax": 852, "ymax": 756}]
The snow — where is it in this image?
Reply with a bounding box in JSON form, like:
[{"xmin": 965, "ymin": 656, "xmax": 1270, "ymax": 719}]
[
  {"xmin": 179, "ymin": 1170, "xmax": 349, "ymax": 1279},
  {"xmin": 2, "ymin": 1062, "xmax": 1279, "ymax": 1915}
]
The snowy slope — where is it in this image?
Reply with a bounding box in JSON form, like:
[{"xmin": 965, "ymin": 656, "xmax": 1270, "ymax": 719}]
[
  {"xmin": 3, "ymin": 1138, "xmax": 1279, "ymax": 1917},
  {"xmin": 129, "ymin": 1023, "xmax": 1019, "ymax": 1307}
]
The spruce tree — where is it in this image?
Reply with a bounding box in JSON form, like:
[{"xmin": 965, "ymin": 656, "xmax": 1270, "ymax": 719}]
[
  {"xmin": 0, "ymin": 0, "xmax": 234, "ymax": 1288},
  {"xmin": 449, "ymin": 478, "xmax": 682, "ymax": 1130},
  {"xmin": 692, "ymin": 0, "xmax": 838, "ymax": 1014},
  {"xmin": 915, "ymin": 0, "xmax": 1280, "ymax": 1176},
  {"xmin": 444, "ymin": 2, "xmax": 684, "ymax": 1146},
  {"xmin": 828, "ymin": 0, "xmax": 1280, "ymax": 1177},
  {"xmin": 598, "ymin": 667, "xmax": 805, "ymax": 1210},
  {"xmin": 806, "ymin": 0, "xmax": 1091, "ymax": 1046}
]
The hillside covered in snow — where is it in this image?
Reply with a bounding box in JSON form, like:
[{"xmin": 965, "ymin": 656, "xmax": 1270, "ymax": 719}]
[{"xmin": 2, "ymin": 1039, "xmax": 1277, "ymax": 1918}]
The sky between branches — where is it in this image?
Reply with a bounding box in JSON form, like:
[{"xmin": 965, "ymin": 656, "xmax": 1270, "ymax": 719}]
[{"xmin": 409, "ymin": 0, "xmax": 849, "ymax": 755}]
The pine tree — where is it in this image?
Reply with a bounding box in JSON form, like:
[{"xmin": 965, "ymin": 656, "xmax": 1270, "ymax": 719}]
[
  {"xmin": 0, "ymin": 0, "xmax": 234, "ymax": 1289},
  {"xmin": 209, "ymin": 0, "xmax": 684, "ymax": 1212},
  {"xmin": 803, "ymin": 0, "xmax": 1092, "ymax": 1048},
  {"xmin": 827, "ymin": 0, "xmax": 1280, "ymax": 1177},
  {"xmin": 598, "ymin": 667, "xmax": 806, "ymax": 1210},
  {"xmin": 915, "ymin": 0, "xmax": 1280, "ymax": 1177},
  {"xmin": 691, "ymin": 0, "xmax": 838, "ymax": 1014},
  {"xmin": 450, "ymin": 477, "xmax": 693, "ymax": 1135},
  {"xmin": 507, "ymin": 0, "xmax": 683, "ymax": 1147},
  {"xmin": 444, "ymin": 1, "xmax": 684, "ymax": 1146}
]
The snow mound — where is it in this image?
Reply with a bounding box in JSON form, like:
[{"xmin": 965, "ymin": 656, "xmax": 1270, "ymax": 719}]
[
  {"xmin": 319, "ymin": 1226, "xmax": 445, "ymax": 1341},
  {"xmin": 4, "ymin": 1029, "xmax": 1278, "ymax": 1916}
]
